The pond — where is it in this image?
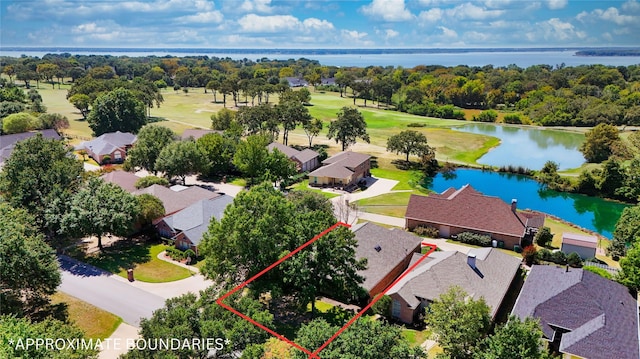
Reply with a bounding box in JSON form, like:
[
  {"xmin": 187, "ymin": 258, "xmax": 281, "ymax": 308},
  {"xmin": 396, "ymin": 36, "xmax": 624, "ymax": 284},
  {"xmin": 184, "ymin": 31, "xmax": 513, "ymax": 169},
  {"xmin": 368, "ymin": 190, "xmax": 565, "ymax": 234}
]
[
  {"xmin": 453, "ymin": 123, "xmax": 585, "ymax": 170},
  {"xmin": 425, "ymin": 168, "xmax": 629, "ymax": 239}
]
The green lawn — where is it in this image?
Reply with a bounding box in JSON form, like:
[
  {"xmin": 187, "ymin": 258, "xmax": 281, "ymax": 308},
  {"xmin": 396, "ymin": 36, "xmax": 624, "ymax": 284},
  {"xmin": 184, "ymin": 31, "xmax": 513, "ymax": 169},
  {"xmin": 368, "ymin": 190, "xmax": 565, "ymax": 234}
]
[
  {"xmin": 289, "ymin": 179, "xmax": 341, "ymax": 198},
  {"xmin": 80, "ymin": 242, "xmax": 193, "ymax": 283},
  {"xmin": 356, "ymin": 191, "xmax": 418, "ymax": 218},
  {"xmin": 402, "ymin": 328, "xmax": 431, "ymax": 347},
  {"xmin": 51, "ymin": 292, "xmax": 122, "ymax": 339}
]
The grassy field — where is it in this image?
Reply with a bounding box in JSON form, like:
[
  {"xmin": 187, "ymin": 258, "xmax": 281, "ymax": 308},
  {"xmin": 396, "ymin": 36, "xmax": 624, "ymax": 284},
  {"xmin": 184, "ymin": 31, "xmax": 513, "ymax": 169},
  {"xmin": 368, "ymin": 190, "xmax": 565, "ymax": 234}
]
[
  {"xmin": 356, "ymin": 191, "xmax": 416, "ymax": 218},
  {"xmin": 51, "ymin": 292, "xmax": 122, "ymax": 339},
  {"xmin": 81, "ymin": 242, "xmax": 193, "ymax": 283}
]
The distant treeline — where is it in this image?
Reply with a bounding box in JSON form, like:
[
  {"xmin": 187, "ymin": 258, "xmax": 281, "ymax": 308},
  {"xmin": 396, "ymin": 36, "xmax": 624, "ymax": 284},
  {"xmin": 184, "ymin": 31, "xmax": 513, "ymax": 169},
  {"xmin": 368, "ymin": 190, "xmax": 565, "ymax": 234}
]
[{"xmin": 576, "ymin": 49, "xmax": 640, "ymax": 57}]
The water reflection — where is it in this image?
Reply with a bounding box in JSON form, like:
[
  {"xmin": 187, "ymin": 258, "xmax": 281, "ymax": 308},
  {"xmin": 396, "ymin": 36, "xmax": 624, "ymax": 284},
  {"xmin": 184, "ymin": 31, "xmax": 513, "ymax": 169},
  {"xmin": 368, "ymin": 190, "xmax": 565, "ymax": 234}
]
[{"xmin": 454, "ymin": 123, "xmax": 585, "ymax": 170}]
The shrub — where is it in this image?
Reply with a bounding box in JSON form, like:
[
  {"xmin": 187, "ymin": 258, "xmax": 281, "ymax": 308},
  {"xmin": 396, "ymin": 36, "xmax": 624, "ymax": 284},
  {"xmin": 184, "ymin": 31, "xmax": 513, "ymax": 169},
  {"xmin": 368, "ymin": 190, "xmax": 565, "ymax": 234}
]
[
  {"xmin": 456, "ymin": 232, "xmax": 492, "ymax": 247},
  {"xmin": 472, "ymin": 110, "xmax": 498, "ymax": 122},
  {"xmin": 536, "ymin": 248, "xmax": 552, "ymax": 262},
  {"xmin": 413, "ymin": 226, "xmax": 439, "ymax": 238},
  {"xmin": 503, "ymin": 114, "xmax": 522, "ymax": 124},
  {"xmin": 566, "ymin": 252, "xmax": 583, "ymax": 267},
  {"xmin": 166, "ymin": 247, "xmax": 186, "ymax": 261},
  {"xmin": 407, "ymin": 122, "xmax": 427, "ymax": 127},
  {"xmin": 551, "ymin": 250, "xmax": 567, "ymax": 265},
  {"xmin": 371, "ymin": 295, "xmax": 392, "ymax": 318},
  {"xmin": 135, "ymin": 175, "xmax": 170, "ymax": 189},
  {"xmin": 535, "ymin": 227, "xmax": 553, "ymax": 247},
  {"xmin": 522, "ymin": 245, "xmax": 538, "ymax": 266},
  {"xmin": 583, "ymin": 266, "xmax": 612, "ymax": 279},
  {"xmin": 101, "ymin": 154, "xmax": 111, "ymax": 164}
]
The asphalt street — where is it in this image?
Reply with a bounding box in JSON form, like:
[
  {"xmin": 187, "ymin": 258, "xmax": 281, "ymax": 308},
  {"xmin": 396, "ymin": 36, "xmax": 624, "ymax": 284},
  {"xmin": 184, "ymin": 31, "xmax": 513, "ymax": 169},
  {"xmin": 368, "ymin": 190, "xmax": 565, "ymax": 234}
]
[{"xmin": 58, "ymin": 255, "xmax": 166, "ymax": 327}]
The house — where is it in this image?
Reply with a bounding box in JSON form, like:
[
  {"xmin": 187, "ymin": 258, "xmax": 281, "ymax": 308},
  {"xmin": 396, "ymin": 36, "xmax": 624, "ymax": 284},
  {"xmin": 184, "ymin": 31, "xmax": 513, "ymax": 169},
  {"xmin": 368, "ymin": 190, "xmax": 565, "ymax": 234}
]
[
  {"xmin": 561, "ymin": 232, "xmax": 598, "ymax": 260},
  {"xmin": 405, "ymin": 185, "xmax": 545, "ymax": 250},
  {"xmin": 0, "ymin": 129, "xmax": 61, "ymax": 166},
  {"xmin": 267, "ymin": 142, "xmax": 320, "ymax": 172},
  {"xmin": 387, "ymin": 247, "xmax": 522, "ymax": 324},
  {"xmin": 285, "ymin": 77, "xmax": 308, "ymax": 87},
  {"xmin": 351, "ymin": 222, "xmax": 422, "ymax": 298},
  {"xmin": 512, "ymin": 265, "xmax": 640, "ymax": 359},
  {"xmin": 181, "ymin": 129, "xmax": 221, "ymax": 141},
  {"xmin": 308, "ymin": 151, "xmax": 371, "ymax": 189},
  {"xmin": 100, "ymin": 170, "xmax": 141, "ymax": 193},
  {"xmin": 133, "ymin": 184, "xmax": 218, "ymax": 217},
  {"xmin": 155, "ymin": 195, "xmax": 233, "ymax": 255},
  {"xmin": 76, "ymin": 131, "xmax": 137, "ymax": 164}
]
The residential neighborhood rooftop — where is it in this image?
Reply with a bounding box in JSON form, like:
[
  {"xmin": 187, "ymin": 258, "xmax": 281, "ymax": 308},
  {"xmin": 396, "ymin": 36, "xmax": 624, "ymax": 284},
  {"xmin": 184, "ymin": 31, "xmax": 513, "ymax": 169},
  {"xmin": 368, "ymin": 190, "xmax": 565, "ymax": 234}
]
[
  {"xmin": 512, "ymin": 265, "xmax": 640, "ymax": 359},
  {"xmin": 133, "ymin": 184, "xmax": 219, "ymax": 216},
  {"xmin": 161, "ymin": 195, "xmax": 234, "ymax": 246},
  {"xmin": 0, "ymin": 129, "xmax": 61, "ymax": 165},
  {"xmin": 100, "ymin": 170, "xmax": 141, "ymax": 193},
  {"xmin": 76, "ymin": 131, "xmax": 137, "ymax": 156},
  {"xmin": 308, "ymin": 151, "xmax": 370, "ymax": 179},
  {"xmin": 562, "ymin": 232, "xmax": 598, "ymax": 249}
]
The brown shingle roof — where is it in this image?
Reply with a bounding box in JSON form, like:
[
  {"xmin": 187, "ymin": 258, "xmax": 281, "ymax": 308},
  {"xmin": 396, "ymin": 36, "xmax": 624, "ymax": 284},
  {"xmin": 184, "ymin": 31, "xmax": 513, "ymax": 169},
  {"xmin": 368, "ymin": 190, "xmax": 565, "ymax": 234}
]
[
  {"xmin": 405, "ymin": 185, "xmax": 544, "ymax": 238},
  {"xmin": 267, "ymin": 142, "xmax": 319, "ymax": 164},
  {"xmin": 562, "ymin": 232, "xmax": 598, "ymax": 249},
  {"xmin": 100, "ymin": 170, "xmax": 140, "ymax": 193},
  {"xmin": 388, "ymin": 248, "xmax": 521, "ymax": 318},
  {"xmin": 352, "ymin": 222, "xmax": 422, "ymax": 292},
  {"xmin": 512, "ymin": 265, "xmax": 639, "ymax": 359}
]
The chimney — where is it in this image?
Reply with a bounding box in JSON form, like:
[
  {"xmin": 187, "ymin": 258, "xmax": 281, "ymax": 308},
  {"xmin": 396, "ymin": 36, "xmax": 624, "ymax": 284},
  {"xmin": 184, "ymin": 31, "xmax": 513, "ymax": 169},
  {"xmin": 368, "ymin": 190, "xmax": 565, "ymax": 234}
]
[
  {"xmin": 511, "ymin": 199, "xmax": 517, "ymax": 212},
  {"xmin": 467, "ymin": 253, "xmax": 477, "ymax": 269}
]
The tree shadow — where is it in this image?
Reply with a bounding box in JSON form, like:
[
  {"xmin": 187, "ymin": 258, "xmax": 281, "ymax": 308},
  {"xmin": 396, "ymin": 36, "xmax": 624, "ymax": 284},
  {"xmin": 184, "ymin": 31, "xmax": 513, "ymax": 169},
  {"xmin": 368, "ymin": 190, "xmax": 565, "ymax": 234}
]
[
  {"xmin": 80, "ymin": 239, "xmax": 153, "ymax": 274},
  {"xmin": 147, "ymin": 116, "xmax": 167, "ymax": 123},
  {"xmin": 390, "ymin": 159, "xmax": 423, "ymax": 170}
]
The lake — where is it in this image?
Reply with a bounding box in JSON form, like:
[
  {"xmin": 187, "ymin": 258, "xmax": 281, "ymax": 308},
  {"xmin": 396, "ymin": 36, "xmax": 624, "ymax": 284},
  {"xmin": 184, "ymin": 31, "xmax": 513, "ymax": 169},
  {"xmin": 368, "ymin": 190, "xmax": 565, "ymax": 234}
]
[
  {"xmin": 453, "ymin": 123, "xmax": 585, "ymax": 170},
  {"xmin": 425, "ymin": 168, "xmax": 629, "ymax": 238},
  {"xmin": 2, "ymin": 48, "xmax": 640, "ymax": 68}
]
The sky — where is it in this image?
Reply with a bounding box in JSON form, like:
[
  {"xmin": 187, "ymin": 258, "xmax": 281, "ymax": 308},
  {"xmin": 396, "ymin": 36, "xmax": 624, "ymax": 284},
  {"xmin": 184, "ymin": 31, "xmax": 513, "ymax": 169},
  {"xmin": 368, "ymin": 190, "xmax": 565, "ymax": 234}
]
[{"xmin": 1, "ymin": 0, "xmax": 639, "ymax": 49}]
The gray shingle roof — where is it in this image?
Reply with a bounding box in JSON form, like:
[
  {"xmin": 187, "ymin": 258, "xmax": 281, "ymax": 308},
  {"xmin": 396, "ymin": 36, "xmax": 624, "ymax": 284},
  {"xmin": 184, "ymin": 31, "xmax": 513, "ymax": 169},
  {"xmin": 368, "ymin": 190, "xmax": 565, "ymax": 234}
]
[
  {"xmin": 77, "ymin": 131, "xmax": 136, "ymax": 156},
  {"xmin": 351, "ymin": 222, "xmax": 422, "ymax": 292},
  {"xmin": 133, "ymin": 184, "xmax": 218, "ymax": 215},
  {"xmin": 162, "ymin": 195, "xmax": 233, "ymax": 245},
  {"xmin": 388, "ymin": 247, "xmax": 521, "ymax": 318},
  {"xmin": 308, "ymin": 151, "xmax": 370, "ymax": 179},
  {"xmin": 512, "ymin": 265, "xmax": 640, "ymax": 359},
  {"xmin": 0, "ymin": 129, "xmax": 61, "ymax": 164},
  {"xmin": 295, "ymin": 148, "xmax": 319, "ymax": 163},
  {"xmin": 267, "ymin": 142, "xmax": 319, "ymax": 164},
  {"xmin": 181, "ymin": 129, "xmax": 221, "ymax": 140},
  {"xmin": 100, "ymin": 170, "xmax": 140, "ymax": 193}
]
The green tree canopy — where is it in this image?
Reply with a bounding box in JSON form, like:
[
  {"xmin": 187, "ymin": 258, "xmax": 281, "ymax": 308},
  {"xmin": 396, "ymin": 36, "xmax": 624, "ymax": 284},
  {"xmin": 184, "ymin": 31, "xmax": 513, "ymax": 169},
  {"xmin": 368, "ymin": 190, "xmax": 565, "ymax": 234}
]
[
  {"xmin": 2, "ymin": 112, "xmax": 37, "ymax": 134},
  {"xmin": 293, "ymin": 318, "xmax": 425, "ymax": 359},
  {"xmin": 0, "ymin": 203, "xmax": 61, "ymax": 319},
  {"xmin": 60, "ymin": 177, "xmax": 140, "ymax": 249},
  {"xmin": 303, "ymin": 117, "xmax": 323, "ymax": 148},
  {"xmin": 327, "ymin": 106, "xmax": 370, "ymax": 151},
  {"xmin": 618, "ymin": 242, "xmax": 640, "ymax": 292},
  {"xmin": 154, "ymin": 140, "xmax": 204, "ymax": 185},
  {"xmin": 425, "ymin": 286, "xmax": 491, "ymax": 359},
  {"xmin": 475, "ymin": 316, "xmax": 549, "ymax": 359},
  {"xmin": 233, "ymin": 134, "xmax": 271, "ymax": 184},
  {"xmin": 87, "ymin": 87, "xmax": 147, "ymax": 136},
  {"xmin": 277, "ymin": 100, "xmax": 312, "ymax": 145},
  {"xmin": 68, "ymin": 93, "xmax": 91, "ymax": 119},
  {"xmin": 210, "ymin": 108, "xmax": 237, "ymax": 131},
  {"xmin": 197, "ymin": 133, "xmax": 237, "ymax": 178},
  {"xmin": 386, "ymin": 130, "xmax": 434, "ymax": 162},
  {"xmin": 580, "ymin": 123, "xmax": 621, "ymax": 163},
  {"xmin": 134, "ymin": 175, "xmax": 169, "ymax": 189},
  {"xmin": 125, "ymin": 125, "xmax": 175, "ymax": 174},
  {"xmin": 0, "ymin": 134, "xmax": 83, "ymax": 236},
  {"xmin": 135, "ymin": 193, "xmax": 165, "ymax": 227}
]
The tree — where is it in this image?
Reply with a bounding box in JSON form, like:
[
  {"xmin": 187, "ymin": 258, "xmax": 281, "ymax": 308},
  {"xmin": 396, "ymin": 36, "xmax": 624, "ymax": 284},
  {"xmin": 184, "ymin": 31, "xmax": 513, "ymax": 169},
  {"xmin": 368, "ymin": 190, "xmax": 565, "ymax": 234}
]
[
  {"xmin": 60, "ymin": 178, "xmax": 140, "ymax": 249},
  {"xmin": 580, "ymin": 123, "xmax": 621, "ymax": 163},
  {"xmin": 303, "ymin": 117, "xmax": 323, "ymax": 148},
  {"xmin": 327, "ymin": 106, "xmax": 370, "ymax": 151},
  {"xmin": 233, "ymin": 135, "xmax": 271, "ymax": 184},
  {"xmin": 125, "ymin": 125, "xmax": 175, "ymax": 174},
  {"xmin": 136, "ymin": 193, "xmax": 165, "ymax": 227},
  {"xmin": 0, "ymin": 316, "xmax": 98, "ymax": 358},
  {"xmin": 122, "ymin": 287, "xmax": 274, "ymax": 358},
  {"xmin": 425, "ymin": 286, "xmax": 491, "ymax": 359},
  {"xmin": 36, "ymin": 63, "xmax": 60, "ymax": 88},
  {"xmin": 154, "ymin": 140, "xmax": 204, "ymax": 185},
  {"xmin": 278, "ymin": 100, "xmax": 312, "ymax": 145},
  {"xmin": 0, "ymin": 204, "xmax": 61, "ymax": 319},
  {"xmin": 386, "ymin": 130, "xmax": 434, "ymax": 162},
  {"xmin": 598, "ymin": 158, "xmax": 626, "ymax": 198},
  {"xmin": 38, "ymin": 113, "xmax": 69, "ymax": 132},
  {"xmin": 87, "ymin": 87, "xmax": 147, "ymax": 136},
  {"xmin": 264, "ymin": 148, "xmax": 297, "ymax": 186},
  {"xmin": 475, "ymin": 316, "xmax": 548, "ymax": 359},
  {"xmin": 68, "ymin": 93, "xmax": 91, "ymax": 119},
  {"xmin": 210, "ymin": 108, "xmax": 237, "ymax": 130},
  {"xmin": 0, "ymin": 134, "xmax": 83, "ymax": 236},
  {"xmin": 197, "ymin": 133, "xmax": 237, "ymax": 177},
  {"xmin": 612, "ymin": 205, "xmax": 640, "ymax": 247},
  {"xmin": 534, "ymin": 226, "xmax": 553, "ymax": 247},
  {"xmin": 293, "ymin": 318, "xmax": 425, "ymax": 359},
  {"xmin": 619, "ymin": 242, "xmax": 640, "ymax": 292},
  {"xmin": 2, "ymin": 112, "xmax": 36, "ymax": 134},
  {"xmin": 134, "ymin": 175, "xmax": 169, "ymax": 189}
]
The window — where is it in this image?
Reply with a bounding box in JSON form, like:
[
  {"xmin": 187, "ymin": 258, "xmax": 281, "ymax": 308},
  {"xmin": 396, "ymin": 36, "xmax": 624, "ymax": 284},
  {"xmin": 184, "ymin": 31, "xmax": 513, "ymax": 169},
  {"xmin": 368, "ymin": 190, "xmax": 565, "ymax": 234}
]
[{"xmin": 392, "ymin": 299, "xmax": 401, "ymax": 318}]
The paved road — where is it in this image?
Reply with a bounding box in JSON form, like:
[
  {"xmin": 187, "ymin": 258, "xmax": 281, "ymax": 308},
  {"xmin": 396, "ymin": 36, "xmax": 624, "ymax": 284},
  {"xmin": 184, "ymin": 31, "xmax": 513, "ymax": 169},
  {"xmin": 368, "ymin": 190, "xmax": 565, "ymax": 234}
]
[{"xmin": 58, "ymin": 256, "xmax": 166, "ymax": 327}]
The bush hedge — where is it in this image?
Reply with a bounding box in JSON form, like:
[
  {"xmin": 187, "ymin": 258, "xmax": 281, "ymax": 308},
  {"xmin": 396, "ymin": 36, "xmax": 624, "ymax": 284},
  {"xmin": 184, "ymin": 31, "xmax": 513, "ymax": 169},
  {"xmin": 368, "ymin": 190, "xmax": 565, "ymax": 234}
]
[{"xmin": 454, "ymin": 232, "xmax": 492, "ymax": 247}]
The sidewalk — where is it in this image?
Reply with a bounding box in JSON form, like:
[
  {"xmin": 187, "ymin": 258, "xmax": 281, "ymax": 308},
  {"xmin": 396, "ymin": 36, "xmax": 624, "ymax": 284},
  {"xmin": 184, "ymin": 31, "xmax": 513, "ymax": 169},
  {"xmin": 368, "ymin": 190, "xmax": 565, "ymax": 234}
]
[
  {"xmin": 156, "ymin": 250, "xmax": 199, "ymax": 273},
  {"xmin": 98, "ymin": 323, "xmax": 139, "ymax": 359}
]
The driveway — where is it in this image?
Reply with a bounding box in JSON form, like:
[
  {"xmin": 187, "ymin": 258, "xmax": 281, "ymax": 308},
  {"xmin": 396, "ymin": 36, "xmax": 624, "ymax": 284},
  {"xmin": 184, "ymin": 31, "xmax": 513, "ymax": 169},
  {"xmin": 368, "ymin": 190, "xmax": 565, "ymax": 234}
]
[{"xmin": 58, "ymin": 255, "xmax": 167, "ymax": 326}]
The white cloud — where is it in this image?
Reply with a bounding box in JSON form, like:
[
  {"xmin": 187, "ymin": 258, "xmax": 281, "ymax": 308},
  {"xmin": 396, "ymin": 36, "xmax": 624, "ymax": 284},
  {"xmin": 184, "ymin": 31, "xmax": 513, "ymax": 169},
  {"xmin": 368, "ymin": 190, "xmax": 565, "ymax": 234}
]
[
  {"xmin": 537, "ymin": 18, "xmax": 585, "ymax": 41},
  {"xmin": 483, "ymin": 0, "xmax": 514, "ymax": 8},
  {"xmin": 418, "ymin": 8, "xmax": 443, "ymax": 23},
  {"xmin": 446, "ymin": 3, "xmax": 505, "ymax": 20},
  {"xmin": 597, "ymin": 7, "xmax": 636, "ymax": 25},
  {"xmin": 302, "ymin": 18, "xmax": 334, "ymax": 31},
  {"xmin": 176, "ymin": 11, "xmax": 224, "ymax": 24},
  {"xmin": 438, "ymin": 26, "xmax": 458, "ymax": 39},
  {"xmin": 361, "ymin": 0, "xmax": 414, "ymax": 22},
  {"xmin": 340, "ymin": 29, "xmax": 373, "ymax": 45},
  {"xmin": 384, "ymin": 29, "xmax": 399, "ymax": 39},
  {"xmin": 237, "ymin": 14, "xmax": 299, "ymax": 32},
  {"xmin": 464, "ymin": 31, "xmax": 491, "ymax": 42},
  {"xmin": 623, "ymin": 0, "xmax": 640, "ymax": 12},
  {"xmin": 239, "ymin": 0, "xmax": 273, "ymax": 13},
  {"xmin": 525, "ymin": 2, "xmax": 541, "ymax": 11},
  {"xmin": 547, "ymin": 0, "xmax": 567, "ymax": 10},
  {"xmin": 71, "ymin": 23, "xmax": 108, "ymax": 34}
]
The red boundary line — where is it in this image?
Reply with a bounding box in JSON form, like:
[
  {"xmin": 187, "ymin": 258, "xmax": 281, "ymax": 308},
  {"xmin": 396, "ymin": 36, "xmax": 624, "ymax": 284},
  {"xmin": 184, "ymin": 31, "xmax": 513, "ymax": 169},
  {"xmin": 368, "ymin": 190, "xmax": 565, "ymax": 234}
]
[{"xmin": 215, "ymin": 222, "xmax": 437, "ymax": 359}]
